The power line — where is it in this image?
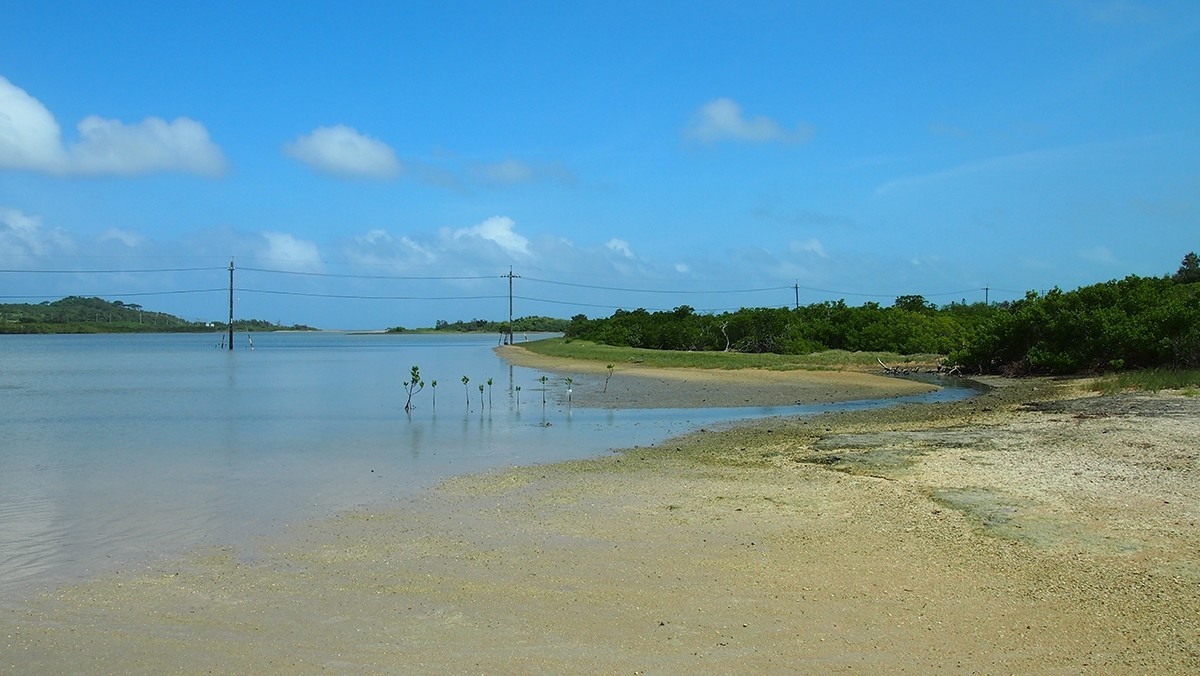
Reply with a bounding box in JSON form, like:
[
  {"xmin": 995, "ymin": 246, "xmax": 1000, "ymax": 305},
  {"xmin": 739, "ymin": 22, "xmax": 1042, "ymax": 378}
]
[
  {"xmin": 238, "ymin": 288, "xmax": 507, "ymax": 301},
  {"xmin": 238, "ymin": 266, "xmax": 495, "ymax": 281},
  {"xmin": 1, "ymin": 289, "xmax": 225, "ymax": 300},
  {"xmin": 523, "ymin": 276, "xmax": 791, "ymax": 295},
  {"xmin": 0, "ymin": 267, "xmax": 223, "ymax": 274}
]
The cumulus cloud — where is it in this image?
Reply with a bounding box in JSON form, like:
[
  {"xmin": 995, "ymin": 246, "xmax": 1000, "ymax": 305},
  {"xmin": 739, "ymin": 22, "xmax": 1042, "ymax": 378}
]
[
  {"xmin": 283, "ymin": 125, "xmax": 401, "ymax": 179},
  {"xmin": 606, "ymin": 238, "xmax": 634, "ymax": 258},
  {"xmin": 260, "ymin": 232, "xmax": 323, "ymax": 271},
  {"xmin": 71, "ymin": 115, "xmax": 227, "ymax": 176},
  {"xmin": 451, "ymin": 216, "xmax": 530, "ymax": 257},
  {"xmin": 0, "ymin": 76, "xmax": 227, "ymax": 176},
  {"xmin": 685, "ymin": 98, "xmax": 814, "ymax": 144},
  {"xmin": 0, "ymin": 207, "xmax": 73, "ymax": 258}
]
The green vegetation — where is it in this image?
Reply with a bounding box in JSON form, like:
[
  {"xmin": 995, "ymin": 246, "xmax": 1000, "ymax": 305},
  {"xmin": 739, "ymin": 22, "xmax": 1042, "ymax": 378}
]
[
  {"xmin": 1088, "ymin": 369, "xmax": 1200, "ymax": 395},
  {"xmin": 386, "ymin": 316, "xmax": 569, "ymax": 334},
  {"xmin": 948, "ymin": 275, "xmax": 1199, "ymax": 375},
  {"xmin": 522, "ymin": 337, "xmax": 938, "ymax": 372},
  {"xmin": 0, "ymin": 296, "xmax": 315, "ymax": 334},
  {"xmin": 402, "ymin": 365, "xmax": 425, "ymax": 414},
  {"xmin": 565, "ymin": 301, "xmax": 982, "ymax": 357},
  {"xmin": 562, "ymin": 252, "xmax": 1200, "ymax": 377}
]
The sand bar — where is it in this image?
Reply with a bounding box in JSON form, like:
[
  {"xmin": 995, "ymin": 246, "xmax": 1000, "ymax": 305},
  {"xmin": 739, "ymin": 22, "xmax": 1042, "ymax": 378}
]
[
  {"xmin": 496, "ymin": 343, "xmax": 938, "ymax": 408},
  {"xmin": 3, "ymin": 363, "xmax": 1198, "ymax": 672}
]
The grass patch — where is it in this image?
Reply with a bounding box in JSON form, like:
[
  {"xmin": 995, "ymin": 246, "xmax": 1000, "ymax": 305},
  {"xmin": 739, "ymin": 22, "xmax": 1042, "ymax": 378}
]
[
  {"xmin": 1089, "ymin": 368, "xmax": 1200, "ymax": 395},
  {"xmin": 521, "ymin": 338, "xmax": 941, "ymax": 372}
]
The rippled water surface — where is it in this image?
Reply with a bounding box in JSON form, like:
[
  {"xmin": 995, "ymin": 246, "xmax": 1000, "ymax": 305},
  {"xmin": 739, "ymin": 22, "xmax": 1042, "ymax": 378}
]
[{"xmin": 0, "ymin": 332, "xmax": 975, "ymax": 603}]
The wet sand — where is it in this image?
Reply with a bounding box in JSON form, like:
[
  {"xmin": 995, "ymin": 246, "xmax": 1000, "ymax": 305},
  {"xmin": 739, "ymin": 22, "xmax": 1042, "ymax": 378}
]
[{"xmin": 3, "ymin": 364, "xmax": 1198, "ymax": 672}]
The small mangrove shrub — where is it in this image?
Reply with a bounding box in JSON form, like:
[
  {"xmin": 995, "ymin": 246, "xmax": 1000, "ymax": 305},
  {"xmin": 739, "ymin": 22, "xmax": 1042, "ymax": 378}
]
[{"xmin": 402, "ymin": 365, "xmax": 424, "ymax": 414}]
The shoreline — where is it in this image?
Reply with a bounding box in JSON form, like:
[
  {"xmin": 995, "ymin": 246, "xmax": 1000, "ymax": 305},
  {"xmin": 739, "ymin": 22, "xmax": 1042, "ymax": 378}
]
[
  {"xmin": 496, "ymin": 343, "xmax": 939, "ymax": 408},
  {"xmin": 3, "ymin": 362, "xmax": 1197, "ymax": 671}
]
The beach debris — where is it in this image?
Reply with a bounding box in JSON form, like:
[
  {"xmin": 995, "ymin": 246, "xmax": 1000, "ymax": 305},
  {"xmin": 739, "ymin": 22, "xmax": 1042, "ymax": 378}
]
[{"xmin": 877, "ymin": 358, "xmax": 962, "ymax": 377}]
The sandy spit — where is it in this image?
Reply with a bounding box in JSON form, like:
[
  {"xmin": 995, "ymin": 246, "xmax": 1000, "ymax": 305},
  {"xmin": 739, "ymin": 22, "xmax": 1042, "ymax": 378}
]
[
  {"xmin": 496, "ymin": 344, "xmax": 937, "ymax": 408},
  {"xmin": 3, "ymin": 370, "xmax": 1198, "ymax": 673}
]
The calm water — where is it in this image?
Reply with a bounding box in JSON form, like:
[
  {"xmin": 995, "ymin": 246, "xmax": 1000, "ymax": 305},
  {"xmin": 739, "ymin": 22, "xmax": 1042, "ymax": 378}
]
[{"xmin": 0, "ymin": 332, "xmax": 977, "ymax": 603}]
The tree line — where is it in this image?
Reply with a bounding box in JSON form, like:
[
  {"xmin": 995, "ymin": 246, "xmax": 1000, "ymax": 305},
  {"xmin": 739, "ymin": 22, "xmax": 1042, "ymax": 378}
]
[
  {"xmin": 387, "ymin": 316, "xmax": 571, "ymax": 334},
  {"xmin": 564, "ymin": 253, "xmax": 1200, "ymax": 375}
]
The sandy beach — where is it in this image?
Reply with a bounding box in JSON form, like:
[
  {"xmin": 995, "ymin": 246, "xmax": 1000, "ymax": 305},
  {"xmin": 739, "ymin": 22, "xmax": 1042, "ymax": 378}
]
[{"xmin": 3, "ymin": 354, "xmax": 1197, "ymax": 673}]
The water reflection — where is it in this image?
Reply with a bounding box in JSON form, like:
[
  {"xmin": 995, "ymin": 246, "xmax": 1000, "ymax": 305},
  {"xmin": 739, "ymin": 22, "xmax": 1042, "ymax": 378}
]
[{"xmin": 0, "ymin": 332, "xmax": 978, "ymax": 603}]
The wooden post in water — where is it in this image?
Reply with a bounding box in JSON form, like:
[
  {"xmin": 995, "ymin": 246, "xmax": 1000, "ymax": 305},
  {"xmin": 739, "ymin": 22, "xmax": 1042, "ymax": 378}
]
[{"xmin": 228, "ymin": 259, "xmax": 235, "ymax": 351}]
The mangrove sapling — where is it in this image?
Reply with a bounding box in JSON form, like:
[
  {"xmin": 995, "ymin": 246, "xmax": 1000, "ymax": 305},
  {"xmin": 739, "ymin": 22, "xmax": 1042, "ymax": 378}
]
[
  {"xmin": 431, "ymin": 380, "xmax": 438, "ymax": 411},
  {"xmin": 487, "ymin": 377, "xmax": 493, "ymax": 408},
  {"xmin": 478, "ymin": 383, "xmax": 484, "ymax": 409},
  {"xmin": 403, "ymin": 365, "xmax": 425, "ymax": 414},
  {"xmin": 604, "ymin": 364, "xmax": 615, "ymax": 393},
  {"xmin": 539, "ymin": 375, "xmax": 548, "ymax": 406},
  {"xmin": 566, "ymin": 377, "xmax": 573, "ymax": 405},
  {"xmin": 515, "ymin": 385, "xmax": 522, "ymax": 409},
  {"xmin": 461, "ymin": 375, "xmax": 470, "ymax": 409}
]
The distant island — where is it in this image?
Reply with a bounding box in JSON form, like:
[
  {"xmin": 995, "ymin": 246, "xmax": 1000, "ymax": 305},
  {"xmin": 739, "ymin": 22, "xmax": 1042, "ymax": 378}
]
[{"xmin": 0, "ymin": 296, "xmax": 316, "ymax": 334}]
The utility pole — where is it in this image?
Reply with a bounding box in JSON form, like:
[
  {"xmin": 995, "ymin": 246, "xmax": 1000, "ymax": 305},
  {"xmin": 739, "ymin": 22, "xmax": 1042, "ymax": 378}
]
[
  {"xmin": 503, "ymin": 266, "xmax": 520, "ymax": 344},
  {"xmin": 984, "ymin": 285, "xmax": 990, "ymax": 306},
  {"xmin": 794, "ymin": 282, "xmax": 800, "ymax": 310},
  {"xmin": 228, "ymin": 259, "xmax": 235, "ymax": 351}
]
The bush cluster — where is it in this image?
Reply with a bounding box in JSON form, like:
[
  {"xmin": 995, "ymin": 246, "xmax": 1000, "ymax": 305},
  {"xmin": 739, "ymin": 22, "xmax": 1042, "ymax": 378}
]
[{"xmin": 566, "ymin": 253, "xmax": 1200, "ymax": 376}]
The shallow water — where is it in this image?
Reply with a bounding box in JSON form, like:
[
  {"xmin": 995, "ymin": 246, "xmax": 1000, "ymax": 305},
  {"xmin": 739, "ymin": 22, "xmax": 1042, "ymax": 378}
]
[{"xmin": 0, "ymin": 332, "xmax": 976, "ymax": 603}]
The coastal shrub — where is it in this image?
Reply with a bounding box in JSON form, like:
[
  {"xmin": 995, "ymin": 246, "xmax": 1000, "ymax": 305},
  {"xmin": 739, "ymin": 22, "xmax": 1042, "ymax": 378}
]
[
  {"xmin": 402, "ymin": 365, "xmax": 424, "ymax": 414},
  {"xmin": 559, "ymin": 254, "xmax": 1200, "ymax": 376}
]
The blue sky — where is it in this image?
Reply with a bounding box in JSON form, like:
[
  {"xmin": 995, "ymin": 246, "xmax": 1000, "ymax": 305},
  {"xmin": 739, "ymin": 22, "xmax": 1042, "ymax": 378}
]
[{"xmin": 2, "ymin": 1, "xmax": 1198, "ymax": 329}]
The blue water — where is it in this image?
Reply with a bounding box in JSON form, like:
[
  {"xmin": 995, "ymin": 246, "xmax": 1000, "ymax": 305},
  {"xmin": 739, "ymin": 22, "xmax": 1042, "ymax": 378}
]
[{"xmin": 0, "ymin": 332, "xmax": 977, "ymax": 603}]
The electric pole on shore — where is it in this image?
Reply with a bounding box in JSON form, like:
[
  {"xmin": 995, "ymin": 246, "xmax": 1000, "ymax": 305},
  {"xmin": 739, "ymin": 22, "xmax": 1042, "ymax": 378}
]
[
  {"xmin": 503, "ymin": 266, "xmax": 520, "ymax": 344},
  {"xmin": 984, "ymin": 285, "xmax": 990, "ymax": 306},
  {"xmin": 794, "ymin": 282, "xmax": 800, "ymax": 310},
  {"xmin": 228, "ymin": 259, "xmax": 235, "ymax": 351}
]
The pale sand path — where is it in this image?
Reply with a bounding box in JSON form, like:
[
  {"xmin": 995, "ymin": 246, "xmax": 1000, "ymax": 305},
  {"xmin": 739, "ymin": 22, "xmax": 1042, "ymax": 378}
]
[
  {"xmin": 496, "ymin": 344, "xmax": 937, "ymax": 408},
  {"xmin": 3, "ymin": 369, "xmax": 1197, "ymax": 672}
]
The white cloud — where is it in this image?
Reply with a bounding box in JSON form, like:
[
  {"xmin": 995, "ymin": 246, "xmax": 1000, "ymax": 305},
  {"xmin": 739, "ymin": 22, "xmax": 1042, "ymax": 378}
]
[
  {"xmin": 451, "ymin": 216, "xmax": 530, "ymax": 257},
  {"xmin": 674, "ymin": 262, "xmax": 691, "ymax": 273},
  {"xmin": 283, "ymin": 125, "xmax": 401, "ymax": 179},
  {"xmin": 260, "ymin": 232, "xmax": 323, "ymax": 271},
  {"xmin": 0, "ymin": 77, "xmax": 67, "ymax": 171},
  {"xmin": 0, "ymin": 207, "xmax": 73, "ymax": 257},
  {"xmin": 606, "ymin": 238, "xmax": 634, "ymax": 258},
  {"xmin": 684, "ymin": 98, "xmax": 814, "ymax": 144},
  {"xmin": 71, "ymin": 115, "xmax": 227, "ymax": 176},
  {"xmin": 0, "ymin": 76, "xmax": 227, "ymax": 176},
  {"xmin": 100, "ymin": 228, "xmax": 144, "ymax": 247},
  {"xmin": 790, "ymin": 238, "xmax": 828, "ymax": 258}
]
